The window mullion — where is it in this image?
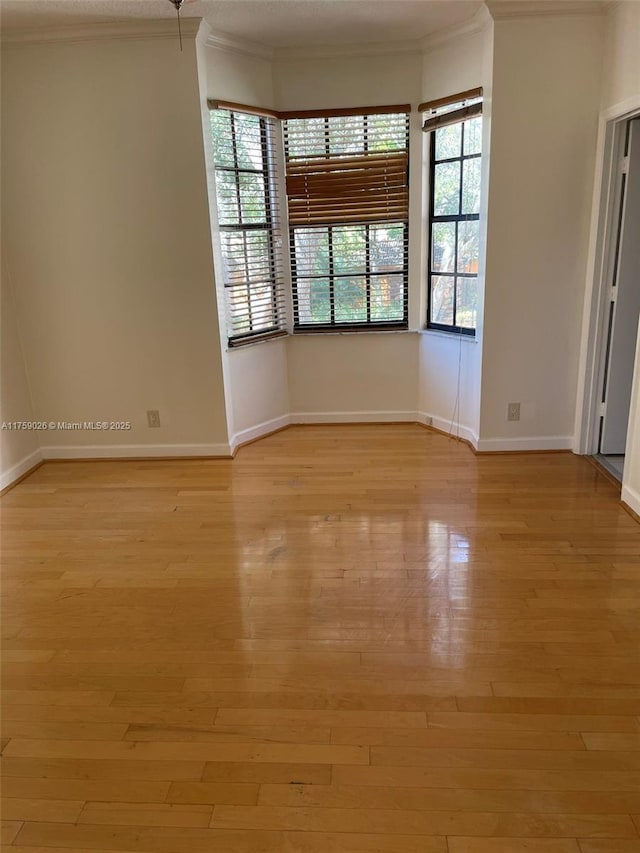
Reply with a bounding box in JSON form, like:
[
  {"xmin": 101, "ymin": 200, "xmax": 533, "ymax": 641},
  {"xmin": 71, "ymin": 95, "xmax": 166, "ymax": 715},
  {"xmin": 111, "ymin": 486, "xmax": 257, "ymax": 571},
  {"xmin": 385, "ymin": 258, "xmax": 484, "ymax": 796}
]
[
  {"xmin": 328, "ymin": 227, "xmax": 335, "ymax": 327},
  {"xmin": 366, "ymin": 224, "xmax": 371, "ymax": 325},
  {"xmin": 241, "ymin": 229, "xmax": 253, "ymax": 332},
  {"xmin": 230, "ymin": 113, "xmax": 243, "ymax": 229}
]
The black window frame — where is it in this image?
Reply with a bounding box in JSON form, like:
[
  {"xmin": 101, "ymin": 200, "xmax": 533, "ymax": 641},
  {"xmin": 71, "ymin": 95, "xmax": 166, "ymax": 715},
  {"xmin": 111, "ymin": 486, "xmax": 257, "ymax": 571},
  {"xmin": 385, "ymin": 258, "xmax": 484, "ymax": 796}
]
[
  {"xmin": 284, "ymin": 112, "xmax": 410, "ymax": 333},
  {"xmin": 427, "ymin": 117, "xmax": 481, "ymax": 337},
  {"xmin": 211, "ymin": 108, "xmax": 285, "ymax": 347}
]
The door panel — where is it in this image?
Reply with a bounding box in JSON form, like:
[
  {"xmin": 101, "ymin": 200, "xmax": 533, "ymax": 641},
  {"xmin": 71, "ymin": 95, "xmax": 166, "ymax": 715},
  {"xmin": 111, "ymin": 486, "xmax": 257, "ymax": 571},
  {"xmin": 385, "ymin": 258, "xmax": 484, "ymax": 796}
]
[{"xmin": 601, "ymin": 119, "xmax": 640, "ymax": 455}]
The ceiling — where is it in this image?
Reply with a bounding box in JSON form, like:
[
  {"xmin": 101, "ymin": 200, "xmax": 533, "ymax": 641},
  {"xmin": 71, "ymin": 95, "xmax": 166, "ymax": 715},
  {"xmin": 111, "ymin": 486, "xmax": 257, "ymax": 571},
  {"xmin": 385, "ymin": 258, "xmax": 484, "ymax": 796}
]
[{"xmin": 0, "ymin": 0, "xmax": 485, "ymax": 46}]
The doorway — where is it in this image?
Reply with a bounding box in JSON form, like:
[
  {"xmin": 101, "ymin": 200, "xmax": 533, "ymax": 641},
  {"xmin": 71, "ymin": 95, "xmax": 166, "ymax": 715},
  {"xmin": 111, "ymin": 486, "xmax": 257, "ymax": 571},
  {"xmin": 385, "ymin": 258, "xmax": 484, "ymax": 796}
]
[{"xmin": 591, "ymin": 114, "xmax": 640, "ymax": 482}]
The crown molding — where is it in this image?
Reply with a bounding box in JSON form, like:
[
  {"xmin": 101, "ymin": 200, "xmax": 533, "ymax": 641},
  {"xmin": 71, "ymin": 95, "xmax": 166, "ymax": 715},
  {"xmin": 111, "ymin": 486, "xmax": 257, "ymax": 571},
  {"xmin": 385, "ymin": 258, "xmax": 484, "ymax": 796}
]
[
  {"xmin": 1, "ymin": 17, "xmax": 202, "ymax": 47},
  {"xmin": 273, "ymin": 40, "xmax": 423, "ymax": 61},
  {"xmin": 420, "ymin": 5, "xmax": 492, "ymax": 50},
  {"xmin": 206, "ymin": 28, "xmax": 274, "ymax": 60},
  {"xmin": 487, "ymin": 1, "xmax": 607, "ymax": 20}
]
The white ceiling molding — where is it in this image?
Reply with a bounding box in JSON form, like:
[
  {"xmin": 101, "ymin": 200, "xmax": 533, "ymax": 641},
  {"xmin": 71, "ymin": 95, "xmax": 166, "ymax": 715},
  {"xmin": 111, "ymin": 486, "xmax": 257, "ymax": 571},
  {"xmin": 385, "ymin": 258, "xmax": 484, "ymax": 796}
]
[
  {"xmin": 273, "ymin": 40, "xmax": 423, "ymax": 61},
  {"xmin": 487, "ymin": 1, "xmax": 607, "ymax": 19},
  {"xmin": 1, "ymin": 17, "xmax": 202, "ymax": 47},
  {"xmin": 206, "ymin": 28, "xmax": 273, "ymax": 60},
  {"xmin": 420, "ymin": 4, "xmax": 492, "ymax": 50}
]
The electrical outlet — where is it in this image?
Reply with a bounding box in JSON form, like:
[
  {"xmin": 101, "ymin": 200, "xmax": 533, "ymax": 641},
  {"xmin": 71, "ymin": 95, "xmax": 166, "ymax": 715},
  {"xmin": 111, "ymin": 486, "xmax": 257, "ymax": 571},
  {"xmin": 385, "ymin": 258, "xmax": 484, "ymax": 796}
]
[
  {"xmin": 507, "ymin": 402, "xmax": 520, "ymax": 422},
  {"xmin": 147, "ymin": 409, "xmax": 161, "ymax": 428}
]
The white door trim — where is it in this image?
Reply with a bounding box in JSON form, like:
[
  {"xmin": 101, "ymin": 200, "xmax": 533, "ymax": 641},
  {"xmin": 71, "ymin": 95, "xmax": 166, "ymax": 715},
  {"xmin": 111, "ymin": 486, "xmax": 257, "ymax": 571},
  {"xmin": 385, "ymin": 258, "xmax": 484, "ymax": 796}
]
[{"xmin": 574, "ymin": 94, "xmax": 640, "ymax": 455}]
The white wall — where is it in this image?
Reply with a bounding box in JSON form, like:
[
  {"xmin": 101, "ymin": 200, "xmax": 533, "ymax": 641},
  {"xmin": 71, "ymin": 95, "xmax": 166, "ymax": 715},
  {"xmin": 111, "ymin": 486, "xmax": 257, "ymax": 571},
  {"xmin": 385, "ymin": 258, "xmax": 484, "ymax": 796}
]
[
  {"xmin": 203, "ymin": 40, "xmax": 291, "ymax": 448},
  {"xmin": 479, "ymin": 12, "xmax": 604, "ymax": 450},
  {"xmin": 274, "ymin": 50, "xmax": 423, "ymax": 421},
  {"xmin": 598, "ymin": 1, "xmax": 640, "ymax": 515},
  {"xmin": 288, "ymin": 332, "xmax": 419, "ymax": 419},
  {"xmin": 1, "ymin": 27, "xmax": 229, "ymax": 459},
  {"xmin": 600, "ymin": 0, "xmax": 640, "ymax": 112},
  {"xmin": 0, "ymin": 261, "xmax": 41, "ymax": 487},
  {"xmin": 206, "ymin": 42, "xmax": 275, "ymax": 108},
  {"xmin": 227, "ymin": 338, "xmax": 291, "ymax": 438},
  {"xmin": 419, "ymin": 24, "xmax": 491, "ymax": 443}
]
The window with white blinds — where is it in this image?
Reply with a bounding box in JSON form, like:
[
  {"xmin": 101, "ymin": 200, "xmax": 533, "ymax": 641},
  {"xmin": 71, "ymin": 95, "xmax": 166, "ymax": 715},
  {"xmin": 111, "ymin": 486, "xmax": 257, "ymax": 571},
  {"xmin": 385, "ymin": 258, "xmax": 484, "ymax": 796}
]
[
  {"xmin": 282, "ymin": 107, "xmax": 410, "ymax": 331},
  {"xmin": 209, "ymin": 106, "xmax": 286, "ymax": 346}
]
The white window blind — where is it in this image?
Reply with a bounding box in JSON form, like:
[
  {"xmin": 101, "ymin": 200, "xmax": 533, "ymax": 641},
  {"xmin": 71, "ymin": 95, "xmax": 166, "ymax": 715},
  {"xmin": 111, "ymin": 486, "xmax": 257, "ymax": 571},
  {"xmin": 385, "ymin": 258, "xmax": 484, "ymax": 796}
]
[{"xmin": 209, "ymin": 105, "xmax": 286, "ymax": 346}]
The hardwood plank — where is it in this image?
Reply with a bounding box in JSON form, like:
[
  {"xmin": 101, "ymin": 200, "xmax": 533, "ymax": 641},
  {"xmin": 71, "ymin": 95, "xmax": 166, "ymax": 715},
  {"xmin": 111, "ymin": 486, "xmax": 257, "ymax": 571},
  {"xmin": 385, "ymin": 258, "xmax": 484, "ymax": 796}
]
[
  {"xmin": 124, "ymin": 724, "xmax": 332, "ymax": 744},
  {"xmin": 330, "ymin": 727, "xmax": 586, "ymax": 750},
  {"xmin": 0, "ymin": 651, "xmax": 56, "ymax": 663},
  {"xmin": 0, "ymin": 756, "xmax": 205, "ymax": 781},
  {"xmin": 1, "ymin": 690, "xmax": 115, "ymax": 706},
  {"xmin": 201, "ymin": 762, "xmax": 331, "ymax": 784},
  {"xmin": 214, "ymin": 708, "xmax": 427, "ymax": 728},
  {"xmin": 1, "ymin": 821, "xmax": 24, "ymax": 845},
  {"xmin": 332, "ymin": 765, "xmax": 640, "ymax": 791},
  {"xmin": 582, "ymin": 733, "xmax": 640, "ymax": 750},
  {"xmin": 111, "ymin": 690, "xmax": 458, "ymax": 712},
  {"xmin": 0, "ymin": 797, "xmax": 84, "ymax": 823},
  {"xmin": 1, "ymin": 777, "xmax": 170, "ymax": 803},
  {"xmin": 11, "ymin": 824, "xmax": 447, "ymax": 852},
  {"xmin": 427, "ymin": 712, "xmax": 640, "ymax": 733},
  {"xmin": 258, "ymin": 783, "xmax": 640, "ymax": 814},
  {"xmin": 78, "ymin": 802, "xmax": 213, "ymax": 828},
  {"xmin": 210, "ymin": 805, "xmax": 637, "ymax": 837},
  {"xmin": 449, "ymin": 841, "xmax": 580, "ymax": 853},
  {"xmin": 166, "ymin": 782, "xmax": 259, "ymax": 805},
  {"xmin": 2, "ymin": 738, "xmax": 369, "ymax": 765},
  {"xmin": 369, "ymin": 746, "xmax": 640, "ymax": 770},
  {"xmin": 0, "ymin": 703, "xmax": 218, "ymax": 727},
  {"xmin": 0, "ymin": 721, "xmax": 129, "ymax": 741}
]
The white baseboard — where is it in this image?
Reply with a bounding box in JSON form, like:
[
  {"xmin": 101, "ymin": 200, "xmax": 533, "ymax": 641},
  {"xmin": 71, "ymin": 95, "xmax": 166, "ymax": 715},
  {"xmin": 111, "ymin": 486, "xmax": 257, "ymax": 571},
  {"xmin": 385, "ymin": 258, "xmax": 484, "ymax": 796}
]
[
  {"xmin": 40, "ymin": 443, "xmax": 232, "ymax": 460},
  {"xmin": 0, "ymin": 448, "xmax": 44, "ymax": 491},
  {"xmin": 291, "ymin": 410, "xmax": 420, "ymax": 424},
  {"xmin": 4, "ymin": 426, "xmax": 577, "ymax": 480},
  {"xmin": 622, "ymin": 483, "xmax": 640, "ymax": 518},
  {"xmin": 474, "ymin": 435, "xmax": 574, "ymax": 452},
  {"xmin": 229, "ymin": 414, "xmax": 291, "ymax": 453},
  {"xmin": 416, "ymin": 411, "xmax": 478, "ymax": 449}
]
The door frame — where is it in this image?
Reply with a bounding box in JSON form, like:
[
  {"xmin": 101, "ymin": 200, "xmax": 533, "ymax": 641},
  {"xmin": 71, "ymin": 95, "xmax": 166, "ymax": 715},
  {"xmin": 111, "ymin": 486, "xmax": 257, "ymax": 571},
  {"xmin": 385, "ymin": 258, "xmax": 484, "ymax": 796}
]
[{"xmin": 574, "ymin": 94, "xmax": 640, "ymax": 457}]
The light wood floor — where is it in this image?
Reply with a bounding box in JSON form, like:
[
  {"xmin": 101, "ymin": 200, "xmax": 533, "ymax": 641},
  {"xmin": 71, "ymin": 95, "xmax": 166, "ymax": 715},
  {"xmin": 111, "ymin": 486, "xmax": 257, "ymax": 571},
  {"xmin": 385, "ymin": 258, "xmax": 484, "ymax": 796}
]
[{"xmin": 2, "ymin": 424, "xmax": 640, "ymax": 853}]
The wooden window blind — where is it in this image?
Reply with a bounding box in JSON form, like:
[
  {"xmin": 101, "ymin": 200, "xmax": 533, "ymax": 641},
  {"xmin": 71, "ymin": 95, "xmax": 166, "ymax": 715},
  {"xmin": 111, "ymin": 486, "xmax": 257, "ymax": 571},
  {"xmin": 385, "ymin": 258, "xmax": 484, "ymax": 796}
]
[
  {"xmin": 420, "ymin": 88, "xmax": 483, "ymax": 134},
  {"xmin": 283, "ymin": 107, "xmax": 410, "ymax": 331},
  {"xmin": 209, "ymin": 106, "xmax": 286, "ymax": 346}
]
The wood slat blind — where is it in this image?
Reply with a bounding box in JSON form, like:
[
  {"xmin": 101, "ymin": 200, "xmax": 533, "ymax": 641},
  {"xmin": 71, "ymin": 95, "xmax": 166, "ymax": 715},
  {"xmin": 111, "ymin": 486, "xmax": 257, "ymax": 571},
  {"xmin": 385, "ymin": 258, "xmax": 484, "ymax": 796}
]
[
  {"xmin": 418, "ymin": 87, "xmax": 482, "ymax": 114},
  {"xmin": 283, "ymin": 112, "xmax": 410, "ymax": 227},
  {"xmin": 421, "ymin": 89, "xmax": 483, "ymax": 134}
]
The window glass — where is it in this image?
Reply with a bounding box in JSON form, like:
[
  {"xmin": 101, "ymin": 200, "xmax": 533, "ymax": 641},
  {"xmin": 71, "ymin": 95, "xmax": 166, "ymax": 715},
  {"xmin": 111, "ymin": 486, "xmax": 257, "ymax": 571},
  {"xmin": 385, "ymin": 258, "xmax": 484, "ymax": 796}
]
[
  {"xmin": 285, "ymin": 111, "xmax": 409, "ymax": 330},
  {"xmin": 427, "ymin": 107, "xmax": 482, "ymax": 335}
]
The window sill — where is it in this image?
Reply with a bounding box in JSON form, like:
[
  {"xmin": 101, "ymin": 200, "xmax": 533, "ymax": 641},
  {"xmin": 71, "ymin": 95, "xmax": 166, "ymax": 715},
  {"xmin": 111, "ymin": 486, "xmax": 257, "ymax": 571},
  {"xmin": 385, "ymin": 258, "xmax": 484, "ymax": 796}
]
[
  {"xmin": 226, "ymin": 331, "xmax": 289, "ymax": 352},
  {"xmin": 293, "ymin": 328, "xmax": 414, "ymax": 337},
  {"xmin": 420, "ymin": 328, "xmax": 478, "ymax": 343}
]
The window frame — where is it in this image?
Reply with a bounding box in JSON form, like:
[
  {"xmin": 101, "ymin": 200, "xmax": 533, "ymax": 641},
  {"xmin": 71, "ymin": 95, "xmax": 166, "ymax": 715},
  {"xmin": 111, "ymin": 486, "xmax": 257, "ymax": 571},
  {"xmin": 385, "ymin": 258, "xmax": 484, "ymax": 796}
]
[
  {"xmin": 283, "ymin": 109, "xmax": 410, "ymax": 333},
  {"xmin": 210, "ymin": 107, "xmax": 286, "ymax": 348},
  {"xmin": 426, "ymin": 110, "xmax": 482, "ymax": 337}
]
